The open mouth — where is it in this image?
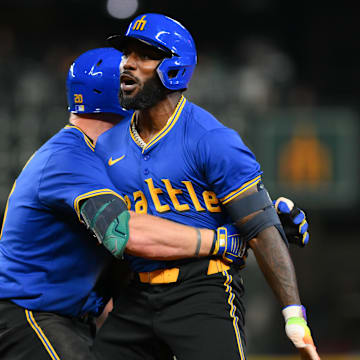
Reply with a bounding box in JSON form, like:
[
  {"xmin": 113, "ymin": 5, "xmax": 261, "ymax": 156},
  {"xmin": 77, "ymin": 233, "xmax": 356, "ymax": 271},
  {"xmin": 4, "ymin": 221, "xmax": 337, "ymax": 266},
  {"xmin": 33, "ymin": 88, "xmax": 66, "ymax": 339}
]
[{"xmin": 120, "ymin": 73, "xmax": 138, "ymax": 93}]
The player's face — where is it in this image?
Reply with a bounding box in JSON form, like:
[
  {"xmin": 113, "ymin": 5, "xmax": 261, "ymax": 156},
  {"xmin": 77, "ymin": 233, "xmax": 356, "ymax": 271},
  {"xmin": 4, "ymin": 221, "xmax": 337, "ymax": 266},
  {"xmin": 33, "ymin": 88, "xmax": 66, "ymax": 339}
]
[{"xmin": 119, "ymin": 38, "xmax": 169, "ymax": 110}]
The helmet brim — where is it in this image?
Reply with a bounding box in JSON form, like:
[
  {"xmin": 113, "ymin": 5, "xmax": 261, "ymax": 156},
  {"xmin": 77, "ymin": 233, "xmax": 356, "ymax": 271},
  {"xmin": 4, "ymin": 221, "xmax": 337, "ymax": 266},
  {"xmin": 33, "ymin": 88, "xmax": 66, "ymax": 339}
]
[
  {"xmin": 107, "ymin": 35, "xmax": 173, "ymax": 58},
  {"xmin": 107, "ymin": 35, "xmax": 125, "ymax": 50}
]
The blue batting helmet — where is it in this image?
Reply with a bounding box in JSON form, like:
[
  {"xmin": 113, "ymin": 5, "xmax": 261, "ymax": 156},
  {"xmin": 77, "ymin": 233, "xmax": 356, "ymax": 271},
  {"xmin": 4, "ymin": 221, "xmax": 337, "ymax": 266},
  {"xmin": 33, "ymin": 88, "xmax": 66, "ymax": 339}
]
[
  {"xmin": 108, "ymin": 13, "xmax": 197, "ymax": 91},
  {"xmin": 66, "ymin": 47, "xmax": 128, "ymax": 116}
]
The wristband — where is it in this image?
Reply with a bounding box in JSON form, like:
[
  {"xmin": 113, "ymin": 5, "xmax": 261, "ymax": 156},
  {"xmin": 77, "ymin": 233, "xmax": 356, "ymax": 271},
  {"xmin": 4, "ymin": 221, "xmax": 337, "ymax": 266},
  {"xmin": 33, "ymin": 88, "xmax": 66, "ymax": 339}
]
[
  {"xmin": 194, "ymin": 228, "xmax": 201, "ymax": 257},
  {"xmin": 210, "ymin": 231, "xmax": 216, "ymax": 255},
  {"xmin": 282, "ymin": 304, "xmax": 307, "ymax": 321}
]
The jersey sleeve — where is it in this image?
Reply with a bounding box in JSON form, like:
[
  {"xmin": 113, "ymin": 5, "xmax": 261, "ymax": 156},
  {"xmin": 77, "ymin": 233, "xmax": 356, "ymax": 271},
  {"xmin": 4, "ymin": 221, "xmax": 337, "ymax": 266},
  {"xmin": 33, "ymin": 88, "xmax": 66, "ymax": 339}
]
[
  {"xmin": 38, "ymin": 147, "xmax": 124, "ymax": 219},
  {"xmin": 196, "ymin": 127, "xmax": 262, "ymax": 204}
]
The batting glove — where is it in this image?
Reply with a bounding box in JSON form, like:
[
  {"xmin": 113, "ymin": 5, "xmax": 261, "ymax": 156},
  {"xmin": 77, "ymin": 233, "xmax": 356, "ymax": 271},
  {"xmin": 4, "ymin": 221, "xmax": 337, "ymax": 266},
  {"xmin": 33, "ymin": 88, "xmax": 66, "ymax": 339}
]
[
  {"xmin": 274, "ymin": 197, "xmax": 309, "ymax": 247},
  {"xmin": 283, "ymin": 305, "xmax": 320, "ymax": 360},
  {"xmin": 211, "ymin": 224, "xmax": 246, "ymax": 264}
]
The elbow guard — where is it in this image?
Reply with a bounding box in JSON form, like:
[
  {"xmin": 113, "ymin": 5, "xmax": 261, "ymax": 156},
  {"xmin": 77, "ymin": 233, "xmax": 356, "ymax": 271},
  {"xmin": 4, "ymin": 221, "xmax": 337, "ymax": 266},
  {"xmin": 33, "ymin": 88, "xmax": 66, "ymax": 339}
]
[
  {"xmin": 225, "ymin": 185, "xmax": 288, "ymax": 245},
  {"xmin": 80, "ymin": 194, "xmax": 130, "ymax": 258}
]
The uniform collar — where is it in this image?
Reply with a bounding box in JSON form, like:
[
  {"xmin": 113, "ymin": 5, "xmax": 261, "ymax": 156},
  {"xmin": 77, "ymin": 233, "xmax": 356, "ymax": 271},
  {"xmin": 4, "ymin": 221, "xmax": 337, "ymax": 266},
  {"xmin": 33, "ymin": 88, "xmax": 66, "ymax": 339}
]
[{"xmin": 129, "ymin": 95, "xmax": 187, "ymax": 153}]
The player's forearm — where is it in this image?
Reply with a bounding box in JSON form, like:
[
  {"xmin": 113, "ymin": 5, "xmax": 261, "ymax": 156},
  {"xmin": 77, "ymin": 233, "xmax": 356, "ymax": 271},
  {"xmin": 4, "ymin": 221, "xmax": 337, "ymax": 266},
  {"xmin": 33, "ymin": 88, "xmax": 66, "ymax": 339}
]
[
  {"xmin": 249, "ymin": 226, "xmax": 301, "ymax": 307},
  {"xmin": 126, "ymin": 211, "xmax": 213, "ymax": 260}
]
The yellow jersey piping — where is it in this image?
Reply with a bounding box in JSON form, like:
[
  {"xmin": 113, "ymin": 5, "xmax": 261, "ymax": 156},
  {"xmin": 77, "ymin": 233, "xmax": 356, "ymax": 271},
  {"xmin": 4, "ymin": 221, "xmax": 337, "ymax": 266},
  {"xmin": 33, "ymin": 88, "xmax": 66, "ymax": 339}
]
[
  {"xmin": 0, "ymin": 181, "xmax": 16, "ymax": 240},
  {"xmin": 223, "ymin": 271, "xmax": 246, "ymax": 360},
  {"xmin": 221, "ymin": 176, "xmax": 261, "ymax": 205},
  {"xmin": 64, "ymin": 125, "xmax": 95, "ymax": 151},
  {"xmin": 73, "ymin": 189, "xmax": 125, "ymax": 220}
]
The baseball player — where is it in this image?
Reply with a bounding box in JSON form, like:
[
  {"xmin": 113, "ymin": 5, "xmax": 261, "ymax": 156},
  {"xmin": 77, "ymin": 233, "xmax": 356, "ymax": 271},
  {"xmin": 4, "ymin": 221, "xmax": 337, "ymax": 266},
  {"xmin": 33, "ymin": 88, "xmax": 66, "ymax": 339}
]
[
  {"xmin": 92, "ymin": 13, "xmax": 319, "ymax": 360},
  {"xmin": 0, "ymin": 47, "xmax": 251, "ymax": 360}
]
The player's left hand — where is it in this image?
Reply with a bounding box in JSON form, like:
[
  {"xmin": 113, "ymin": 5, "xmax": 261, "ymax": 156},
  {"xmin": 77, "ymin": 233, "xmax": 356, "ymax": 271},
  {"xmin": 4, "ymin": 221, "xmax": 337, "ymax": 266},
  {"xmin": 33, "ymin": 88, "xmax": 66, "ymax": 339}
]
[
  {"xmin": 283, "ymin": 305, "xmax": 321, "ymax": 360},
  {"xmin": 211, "ymin": 224, "xmax": 246, "ymax": 264},
  {"xmin": 274, "ymin": 197, "xmax": 309, "ymax": 247}
]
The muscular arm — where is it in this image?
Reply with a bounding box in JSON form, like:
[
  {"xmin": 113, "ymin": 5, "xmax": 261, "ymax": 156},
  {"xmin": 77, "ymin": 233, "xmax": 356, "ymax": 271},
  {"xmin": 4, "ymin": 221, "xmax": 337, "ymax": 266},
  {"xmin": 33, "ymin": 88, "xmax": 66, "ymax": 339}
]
[
  {"xmin": 80, "ymin": 195, "xmax": 214, "ymax": 259},
  {"xmin": 80, "ymin": 194, "xmax": 237, "ymax": 262},
  {"xmin": 228, "ymin": 186, "xmax": 320, "ymax": 359},
  {"xmin": 248, "ymin": 227, "xmax": 300, "ymax": 306},
  {"xmin": 230, "ymin": 185, "xmax": 300, "ymax": 306},
  {"xmin": 126, "ymin": 211, "xmax": 213, "ymax": 260}
]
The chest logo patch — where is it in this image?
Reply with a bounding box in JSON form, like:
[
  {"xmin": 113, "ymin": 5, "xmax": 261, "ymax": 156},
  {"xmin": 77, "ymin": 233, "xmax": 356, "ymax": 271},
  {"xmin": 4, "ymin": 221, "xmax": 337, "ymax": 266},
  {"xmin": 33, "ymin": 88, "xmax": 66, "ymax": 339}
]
[{"xmin": 108, "ymin": 155, "xmax": 125, "ymax": 166}]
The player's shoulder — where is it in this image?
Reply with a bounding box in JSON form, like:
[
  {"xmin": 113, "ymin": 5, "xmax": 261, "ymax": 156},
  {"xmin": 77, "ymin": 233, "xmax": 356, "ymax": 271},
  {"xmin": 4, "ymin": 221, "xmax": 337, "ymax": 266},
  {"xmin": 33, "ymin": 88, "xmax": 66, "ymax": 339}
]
[
  {"xmin": 40, "ymin": 127, "xmax": 106, "ymax": 176},
  {"xmin": 96, "ymin": 115, "xmax": 132, "ymax": 152},
  {"xmin": 30, "ymin": 126, "xmax": 97, "ymax": 171},
  {"xmin": 95, "ymin": 114, "xmax": 133, "ymax": 157},
  {"xmin": 44, "ymin": 125, "xmax": 95, "ymax": 153},
  {"xmin": 184, "ymin": 100, "xmax": 226, "ymax": 133},
  {"xmin": 100, "ymin": 114, "xmax": 132, "ymax": 140},
  {"xmin": 183, "ymin": 100, "xmax": 241, "ymax": 149}
]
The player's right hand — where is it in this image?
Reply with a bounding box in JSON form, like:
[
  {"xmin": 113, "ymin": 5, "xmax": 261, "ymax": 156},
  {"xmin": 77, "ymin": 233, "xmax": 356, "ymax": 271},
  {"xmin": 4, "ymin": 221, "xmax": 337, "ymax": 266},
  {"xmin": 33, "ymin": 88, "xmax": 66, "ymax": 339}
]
[
  {"xmin": 283, "ymin": 305, "xmax": 321, "ymax": 360},
  {"xmin": 211, "ymin": 224, "xmax": 246, "ymax": 264}
]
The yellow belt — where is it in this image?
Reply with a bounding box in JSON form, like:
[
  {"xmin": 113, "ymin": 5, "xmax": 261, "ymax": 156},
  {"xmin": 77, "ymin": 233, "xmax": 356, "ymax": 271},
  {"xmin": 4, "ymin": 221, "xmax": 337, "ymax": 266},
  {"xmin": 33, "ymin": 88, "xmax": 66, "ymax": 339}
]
[{"xmin": 138, "ymin": 259, "xmax": 231, "ymax": 284}]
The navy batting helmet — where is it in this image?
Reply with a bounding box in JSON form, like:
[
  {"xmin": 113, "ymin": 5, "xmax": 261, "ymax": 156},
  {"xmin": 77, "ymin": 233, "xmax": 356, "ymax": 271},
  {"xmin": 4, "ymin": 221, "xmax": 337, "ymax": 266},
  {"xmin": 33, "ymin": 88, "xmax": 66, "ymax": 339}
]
[
  {"xmin": 66, "ymin": 47, "xmax": 128, "ymax": 116},
  {"xmin": 108, "ymin": 13, "xmax": 197, "ymax": 91}
]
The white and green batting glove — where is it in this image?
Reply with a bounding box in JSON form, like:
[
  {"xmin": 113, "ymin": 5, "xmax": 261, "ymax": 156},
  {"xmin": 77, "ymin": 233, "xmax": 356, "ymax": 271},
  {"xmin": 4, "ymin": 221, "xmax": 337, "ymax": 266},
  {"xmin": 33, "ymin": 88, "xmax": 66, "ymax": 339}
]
[{"xmin": 282, "ymin": 305, "xmax": 321, "ymax": 359}]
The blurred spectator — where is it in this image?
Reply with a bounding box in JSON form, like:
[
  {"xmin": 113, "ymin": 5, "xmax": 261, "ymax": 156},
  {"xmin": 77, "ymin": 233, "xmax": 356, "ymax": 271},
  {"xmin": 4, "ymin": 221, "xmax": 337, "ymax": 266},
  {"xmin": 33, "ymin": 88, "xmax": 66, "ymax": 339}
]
[{"xmin": 232, "ymin": 37, "xmax": 295, "ymax": 111}]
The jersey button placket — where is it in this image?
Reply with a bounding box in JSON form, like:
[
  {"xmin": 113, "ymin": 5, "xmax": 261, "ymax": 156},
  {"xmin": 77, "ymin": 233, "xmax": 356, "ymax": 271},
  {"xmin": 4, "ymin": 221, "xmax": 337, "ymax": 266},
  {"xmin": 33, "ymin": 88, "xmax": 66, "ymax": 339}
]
[{"xmin": 142, "ymin": 151, "xmax": 150, "ymax": 176}]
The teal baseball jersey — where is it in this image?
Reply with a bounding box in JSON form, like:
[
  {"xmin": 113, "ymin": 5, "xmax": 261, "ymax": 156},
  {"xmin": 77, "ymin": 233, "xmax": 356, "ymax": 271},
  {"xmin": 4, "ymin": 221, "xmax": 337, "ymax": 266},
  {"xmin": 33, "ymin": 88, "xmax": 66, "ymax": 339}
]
[
  {"xmin": 0, "ymin": 125, "xmax": 124, "ymax": 317},
  {"xmin": 96, "ymin": 96, "xmax": 262, "ymax": 272}
]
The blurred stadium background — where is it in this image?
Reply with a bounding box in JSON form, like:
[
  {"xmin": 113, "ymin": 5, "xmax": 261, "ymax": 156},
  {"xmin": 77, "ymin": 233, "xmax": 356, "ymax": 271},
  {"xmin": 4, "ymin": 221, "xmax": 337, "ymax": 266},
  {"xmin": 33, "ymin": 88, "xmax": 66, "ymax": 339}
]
[{"xmin": 1, "ymin": 0, "xmax": 359, "ymax": 358}]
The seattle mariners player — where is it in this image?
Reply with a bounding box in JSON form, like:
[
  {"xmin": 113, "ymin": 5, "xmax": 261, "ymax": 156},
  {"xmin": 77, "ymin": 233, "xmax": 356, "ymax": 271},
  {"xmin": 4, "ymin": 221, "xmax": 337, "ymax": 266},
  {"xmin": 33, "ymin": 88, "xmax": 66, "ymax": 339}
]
[
  {"xmin": 92, "ymin": 13, "xmax": 319, "ymax": 360},
  {"xmin": 0, "ymin": 47, "xmax": 249, "ymax": 360}
]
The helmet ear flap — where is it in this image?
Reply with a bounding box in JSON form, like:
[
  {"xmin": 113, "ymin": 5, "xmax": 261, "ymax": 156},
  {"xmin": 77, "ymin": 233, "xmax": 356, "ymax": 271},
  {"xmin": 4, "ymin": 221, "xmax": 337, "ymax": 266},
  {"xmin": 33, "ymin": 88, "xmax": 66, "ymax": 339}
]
[{"xmin": 157, "ymin": 57, "xmax": 195, "ymax": 91}]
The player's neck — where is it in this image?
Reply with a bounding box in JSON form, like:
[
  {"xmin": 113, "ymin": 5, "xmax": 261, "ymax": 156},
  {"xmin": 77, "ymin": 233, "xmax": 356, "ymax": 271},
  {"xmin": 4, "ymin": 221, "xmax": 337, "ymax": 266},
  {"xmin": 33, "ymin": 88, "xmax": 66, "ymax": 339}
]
[
  {"xmin": 135, "ymin": 92, "xmax": 182, "ymax": 144},
  {"xmin": 69, "ymin": 113, "xmax": 122, "ymax": 144}
]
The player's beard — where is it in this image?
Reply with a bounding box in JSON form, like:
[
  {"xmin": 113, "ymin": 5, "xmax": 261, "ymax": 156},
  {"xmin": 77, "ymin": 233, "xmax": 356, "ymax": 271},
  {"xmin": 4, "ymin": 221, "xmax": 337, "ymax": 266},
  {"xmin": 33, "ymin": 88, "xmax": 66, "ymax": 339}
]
[{"xmin": 119, "ymin": 73, "xmax": 169, "ymax": 110}]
